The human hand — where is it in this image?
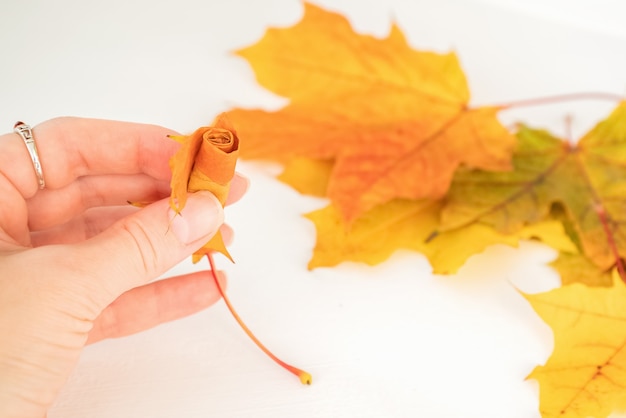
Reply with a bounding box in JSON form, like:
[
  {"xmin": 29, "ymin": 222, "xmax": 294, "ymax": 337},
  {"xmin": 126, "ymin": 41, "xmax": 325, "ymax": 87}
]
[{"xmin": 0, "ymin": 117, "xmax": 248, "ymax": 417}]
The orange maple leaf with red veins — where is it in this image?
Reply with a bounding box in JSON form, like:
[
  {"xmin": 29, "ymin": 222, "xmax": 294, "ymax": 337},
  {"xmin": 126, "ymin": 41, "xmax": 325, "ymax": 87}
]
[{"xmin": 228, "ymin": 2, "xmax": 515, "ymax": 222}]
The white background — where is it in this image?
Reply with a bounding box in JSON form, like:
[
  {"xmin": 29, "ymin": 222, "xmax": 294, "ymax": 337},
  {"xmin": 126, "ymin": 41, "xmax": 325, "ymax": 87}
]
[{"xmin": 1, "ymin": 1, "xmax": 626, "ymax": 417}]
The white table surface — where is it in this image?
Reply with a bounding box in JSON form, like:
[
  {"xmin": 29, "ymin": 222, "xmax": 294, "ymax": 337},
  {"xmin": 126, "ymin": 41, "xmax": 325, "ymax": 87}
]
[{"xmin": 2, "ymin": 1, "xmax": 626, "ymax": 417}]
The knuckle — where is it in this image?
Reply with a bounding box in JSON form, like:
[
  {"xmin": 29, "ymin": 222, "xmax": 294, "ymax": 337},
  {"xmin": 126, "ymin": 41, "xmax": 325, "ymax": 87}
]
[{"xmin": 78, "ymin": 177, "xmax": 106, "ymax": 209}]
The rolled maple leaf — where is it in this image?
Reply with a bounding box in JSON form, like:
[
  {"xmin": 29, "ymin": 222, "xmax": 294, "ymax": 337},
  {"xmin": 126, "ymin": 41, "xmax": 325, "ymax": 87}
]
[
  {"xmin": 168, "ymin": 113, "xmax": 239, "ymax": 262},
  {"xmin": 168, "ymin": 114, "xmax": 311, "ymax": 384}
]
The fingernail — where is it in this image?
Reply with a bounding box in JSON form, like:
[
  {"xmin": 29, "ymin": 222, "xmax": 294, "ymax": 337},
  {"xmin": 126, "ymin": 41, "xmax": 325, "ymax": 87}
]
[{"xmin": 170, "ymin": 192, "xmax": 224, "ymax": 244}]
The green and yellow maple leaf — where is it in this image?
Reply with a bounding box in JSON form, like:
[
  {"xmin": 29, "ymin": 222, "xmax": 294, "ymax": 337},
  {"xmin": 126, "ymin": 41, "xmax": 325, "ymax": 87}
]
[{"xmin": 437, "ymin": 102, "xmax": 626, "ymax": 284}]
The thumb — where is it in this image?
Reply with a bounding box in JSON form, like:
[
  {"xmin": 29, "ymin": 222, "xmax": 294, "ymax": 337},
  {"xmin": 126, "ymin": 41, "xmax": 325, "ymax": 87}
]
[{"xmin": 76, "ymin": 191, "xmax": 224, "ymax": 305}]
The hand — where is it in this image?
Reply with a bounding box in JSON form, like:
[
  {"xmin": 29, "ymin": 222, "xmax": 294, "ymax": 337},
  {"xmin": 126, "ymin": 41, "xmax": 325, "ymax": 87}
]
[{"xmin": 0, "ymin": 117, "xmax": 248, "ymax": 417}]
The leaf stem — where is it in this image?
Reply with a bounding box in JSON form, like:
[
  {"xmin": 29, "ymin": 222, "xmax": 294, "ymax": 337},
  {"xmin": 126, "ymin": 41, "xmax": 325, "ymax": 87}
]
[
  {"xmin": 485, "ymin": 92, "xmax": 623, "ymax": 111},
  {"xmin": 206, "ymin": 253, "xmax": 312, "ymax": 385}
]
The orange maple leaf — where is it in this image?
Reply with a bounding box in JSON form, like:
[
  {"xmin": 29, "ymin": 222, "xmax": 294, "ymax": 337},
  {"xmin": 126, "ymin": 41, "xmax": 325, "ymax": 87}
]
[
  {"xmin": 437, "ymin": 102, "xmax": 626, "ymax": 283},
  {"xmin": 168, "ymin": 113, "xmax": 239, "ymax": 262},
  {"xmin": 228, "ymin": 2, "xmax": 515, "ymax": 223}
]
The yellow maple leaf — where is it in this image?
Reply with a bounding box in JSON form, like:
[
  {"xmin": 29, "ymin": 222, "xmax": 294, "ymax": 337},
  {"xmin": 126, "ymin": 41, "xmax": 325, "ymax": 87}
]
[
  {"xmin": 306, "ymin": 199, "xmax": 573, "ymax": 274},
  {"xmin": 229, "ymin": 2, "xmax": 515, "ymax": 223},
  {"xmin": 526, "ymin": 273, "xmax": 626, "ymax": 417},
  {"xmin": 280, "ymin": 157, "xmax": 574, "ymax": 273}
]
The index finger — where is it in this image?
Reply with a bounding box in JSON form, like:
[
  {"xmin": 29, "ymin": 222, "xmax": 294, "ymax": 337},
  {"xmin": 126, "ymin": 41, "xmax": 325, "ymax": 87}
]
[{"xmin": 0, "ymin": 117, "xmax": 179, "ymax": 198}]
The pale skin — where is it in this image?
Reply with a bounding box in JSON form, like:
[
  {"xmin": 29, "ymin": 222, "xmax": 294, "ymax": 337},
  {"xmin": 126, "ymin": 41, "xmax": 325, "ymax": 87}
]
[{"xmin": 0, "ymin": 117, "xmax": 249, "ymax": 417}]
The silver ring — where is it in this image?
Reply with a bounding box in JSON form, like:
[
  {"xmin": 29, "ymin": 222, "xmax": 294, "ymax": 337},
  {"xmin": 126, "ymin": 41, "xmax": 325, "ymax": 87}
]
[{"xmin": 14, "ymin": 121, "xmax": 45, "ymax": 189}]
